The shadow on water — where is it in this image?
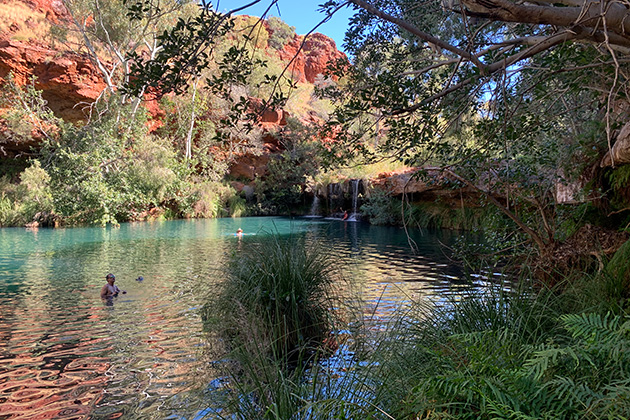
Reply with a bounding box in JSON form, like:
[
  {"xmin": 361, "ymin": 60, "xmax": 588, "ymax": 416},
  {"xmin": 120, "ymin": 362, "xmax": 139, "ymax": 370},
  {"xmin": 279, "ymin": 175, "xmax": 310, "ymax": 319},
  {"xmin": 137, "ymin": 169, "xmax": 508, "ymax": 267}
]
[{"xmin": 0, "ymin": 217, "xmax": 486, "ymax": 419}]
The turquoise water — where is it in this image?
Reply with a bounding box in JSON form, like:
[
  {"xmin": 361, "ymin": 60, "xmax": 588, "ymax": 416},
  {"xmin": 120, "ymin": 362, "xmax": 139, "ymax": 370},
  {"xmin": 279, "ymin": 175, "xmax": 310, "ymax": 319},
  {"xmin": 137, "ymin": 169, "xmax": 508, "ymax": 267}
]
[{"xmin": 0, "ymin": 217, "xmax": 477, "ymax": 419}]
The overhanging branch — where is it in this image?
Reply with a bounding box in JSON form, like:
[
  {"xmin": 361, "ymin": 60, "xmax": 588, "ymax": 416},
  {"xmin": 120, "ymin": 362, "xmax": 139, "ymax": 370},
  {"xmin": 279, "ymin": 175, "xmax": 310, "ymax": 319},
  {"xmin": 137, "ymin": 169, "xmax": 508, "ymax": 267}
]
[{"xmin": 348, "ymin": 0, "xmax": 488, "ymax": 73}]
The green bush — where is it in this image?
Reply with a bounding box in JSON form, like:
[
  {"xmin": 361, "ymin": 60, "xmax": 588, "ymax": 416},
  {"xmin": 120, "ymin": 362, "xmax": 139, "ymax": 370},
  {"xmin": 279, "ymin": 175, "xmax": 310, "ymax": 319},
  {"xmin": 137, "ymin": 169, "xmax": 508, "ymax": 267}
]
[
  {"xmin": 202, "ymin": 234, "xmax": 341, "ymax": 365},
  {"xmin": 36, "ymin": 97, "xmax": 198, "ymax": 225},
  {"xmin": 267, "ymin": 16, "xmax": 295, "ymax": 49},
  {"xmin": 227, "ymin": 193, "xmax": 246, "ymax": 217},
  {"xmin": 360, "ymin": 189, "xmax": 401, "ymax": 225},
  {"xmin": 176, "ymin": 180, "xmax": 235, "ymax": 218},
  {"xmin": 199, "ymin": 234, "xmax": 361, "ymax": 419},
  {"xmin": 602, "ymin": 239, "xmax": 630, "ymax": 312},
  {"xmin": 557, "ymin": 241, "xmax": 630, "ymax": 315},
  {"xmin": 18, "ymin": 160, "xmax": 54, "ymax": 218},
  {"xmin": 0, "ymin": 161, "xmax": 54, "ymax": 227},
  {"xmin": 0, "ymin": 191, "xmax": 23, "ymax": 227}
]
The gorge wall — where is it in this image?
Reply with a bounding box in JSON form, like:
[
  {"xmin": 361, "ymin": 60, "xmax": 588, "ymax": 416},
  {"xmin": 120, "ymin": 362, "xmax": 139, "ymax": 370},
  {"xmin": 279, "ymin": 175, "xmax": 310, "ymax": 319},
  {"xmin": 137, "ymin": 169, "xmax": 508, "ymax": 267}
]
[{"xmin": 0, "ymin": 0, "xmax": 346, "ymax": 157}]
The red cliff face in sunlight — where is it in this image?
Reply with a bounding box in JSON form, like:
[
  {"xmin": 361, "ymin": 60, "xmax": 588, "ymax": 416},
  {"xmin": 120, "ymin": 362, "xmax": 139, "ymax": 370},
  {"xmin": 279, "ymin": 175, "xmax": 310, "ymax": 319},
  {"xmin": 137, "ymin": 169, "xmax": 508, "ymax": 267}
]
[
  {"xmin": 0, "ymin": 0, "xmax": 163, "ymax": 127},
  {"xmin": 277, "ymin": 32, "xmax": 347, "ymax": 84},
  {"xmin": 0, "ymin": 0, "xmax": 105, "ymax": 124},
  {"xmin": 0, "ymin": 38, "xmax": 107, "ymax": 122}
]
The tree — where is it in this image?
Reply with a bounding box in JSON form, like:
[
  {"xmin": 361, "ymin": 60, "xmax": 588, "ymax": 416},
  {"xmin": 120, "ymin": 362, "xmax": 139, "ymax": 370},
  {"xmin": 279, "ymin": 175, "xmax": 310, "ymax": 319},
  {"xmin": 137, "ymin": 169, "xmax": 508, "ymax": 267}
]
[
  {"xmin": 57, "ymin": 0, "xmax": 201, "ymax": 117},
  {"xmin": 255, "ymin": 118, "xmax": 324, "ymax": 213},
  {"xmin": 312, "ymin": 0, "xmax": 630, "ymax": 258}
]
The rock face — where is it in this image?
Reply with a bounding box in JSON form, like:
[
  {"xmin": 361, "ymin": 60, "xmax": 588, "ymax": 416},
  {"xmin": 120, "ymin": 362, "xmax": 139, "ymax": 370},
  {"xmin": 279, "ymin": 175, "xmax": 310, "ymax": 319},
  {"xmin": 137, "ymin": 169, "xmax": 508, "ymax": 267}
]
[
  {"xmin": 0, "ymin": 0, "xmax": 105, "ymax": 124},
  {"xmin": 367, "ymin": 167, "xmax": 484, "ymax": 214},
  {"xmin": 0, "ymin": 39, "xmax": 106, "ymax": 122},
  {"xmin": 369, "ymin": 167, "xmax": 477, "ymax": 197},
  {"xmin": 277, "ymin": 33, "xmax": 347, "ymax": 84}
]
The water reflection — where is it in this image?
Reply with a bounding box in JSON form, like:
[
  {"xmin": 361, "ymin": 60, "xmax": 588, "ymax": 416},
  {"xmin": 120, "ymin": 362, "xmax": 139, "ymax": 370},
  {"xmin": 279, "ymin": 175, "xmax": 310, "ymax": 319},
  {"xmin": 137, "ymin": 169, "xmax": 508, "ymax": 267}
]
[{"xmin": 0, "ymin": 217, "xmax": 480, "ymax": 419}]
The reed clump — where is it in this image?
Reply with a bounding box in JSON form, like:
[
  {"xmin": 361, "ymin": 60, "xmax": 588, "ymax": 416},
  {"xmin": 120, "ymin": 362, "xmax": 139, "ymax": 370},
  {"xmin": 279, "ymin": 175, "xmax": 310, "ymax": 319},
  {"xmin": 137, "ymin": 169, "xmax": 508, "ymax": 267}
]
[
  {"xmin": 203, "ymin": 233, "xmax": 344, "ymax": 368},
  {"xmin": 200, "ymin": 233, "xmax": 365, "ymax": 419}
]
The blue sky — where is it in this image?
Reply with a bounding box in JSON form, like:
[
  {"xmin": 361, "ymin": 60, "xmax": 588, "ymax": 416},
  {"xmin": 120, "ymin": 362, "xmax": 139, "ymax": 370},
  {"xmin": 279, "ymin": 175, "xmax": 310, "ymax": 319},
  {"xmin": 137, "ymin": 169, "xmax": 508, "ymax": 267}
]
[{"xmin": 215, "ymin": 0, "xmax": 355, "ymax": 52}]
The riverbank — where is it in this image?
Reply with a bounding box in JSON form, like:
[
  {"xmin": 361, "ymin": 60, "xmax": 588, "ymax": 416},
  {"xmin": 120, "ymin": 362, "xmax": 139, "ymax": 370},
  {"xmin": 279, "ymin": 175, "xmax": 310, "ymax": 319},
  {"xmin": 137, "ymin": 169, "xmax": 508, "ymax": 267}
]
[{"xmin": 201, "ymin": 233, "xmax": 630, "ymax": 420}]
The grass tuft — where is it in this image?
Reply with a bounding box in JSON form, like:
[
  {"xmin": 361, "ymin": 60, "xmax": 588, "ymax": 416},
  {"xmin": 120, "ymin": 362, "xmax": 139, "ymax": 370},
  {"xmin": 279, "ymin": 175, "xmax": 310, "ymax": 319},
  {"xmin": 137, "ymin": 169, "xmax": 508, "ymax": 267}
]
[{"xmin": 203, "ymin": 232, "xmax": 343, "ymax": 367}]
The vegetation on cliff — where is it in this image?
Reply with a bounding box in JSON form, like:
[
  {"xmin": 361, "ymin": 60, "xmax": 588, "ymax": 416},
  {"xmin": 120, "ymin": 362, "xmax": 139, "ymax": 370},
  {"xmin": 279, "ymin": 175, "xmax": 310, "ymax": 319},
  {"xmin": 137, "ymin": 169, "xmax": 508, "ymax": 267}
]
[{"xmin": 0, "ymin": 0, "xmax": 341, "ymax": 226}]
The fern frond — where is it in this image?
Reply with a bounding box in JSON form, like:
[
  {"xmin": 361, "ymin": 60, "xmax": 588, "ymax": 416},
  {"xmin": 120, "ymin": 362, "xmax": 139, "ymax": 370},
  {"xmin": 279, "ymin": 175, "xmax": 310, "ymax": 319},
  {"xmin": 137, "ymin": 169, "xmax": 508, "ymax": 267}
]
[
  {"xmin": 560, "ymin": 312, "xmax": 620, "ymax": 344},
  {"xmin": 484, "ymin": 399, "xmax": 539, "ymax": 420}
]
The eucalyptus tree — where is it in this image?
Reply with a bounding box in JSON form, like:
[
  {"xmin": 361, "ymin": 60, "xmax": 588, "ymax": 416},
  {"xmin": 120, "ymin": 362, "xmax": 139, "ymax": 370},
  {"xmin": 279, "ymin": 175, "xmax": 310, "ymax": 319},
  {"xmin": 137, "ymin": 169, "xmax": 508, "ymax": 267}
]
[
  {"xmin": 315, "ymin": 0, "xmax": 630, "ymax": 257},
  {"xmin": 57, "ymin": 0, "xmax": 273, "ymax": 166},
  {"xmin": 56, "ymin": 0, "xmax": 202, "ymax": 118},
  {"xmin": 124, "ymin": 0, "xmax": 309, "ymax": 167}
]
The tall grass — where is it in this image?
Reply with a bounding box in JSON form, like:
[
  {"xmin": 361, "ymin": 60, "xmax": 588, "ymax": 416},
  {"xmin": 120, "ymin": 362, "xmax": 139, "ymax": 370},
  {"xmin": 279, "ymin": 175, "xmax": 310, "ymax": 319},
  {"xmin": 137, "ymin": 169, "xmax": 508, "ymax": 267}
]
[
  {"xmin": 199, "ymin": 237, "xmax": 630, "ymax": 419},
  {"xmin": 0, "ymin": 2, "xmax": 49, "ymax": 42},
  {"xmin": 200, "ymin": 233, "xmax": 370, "ymax": 419},
  {"xmin": 202, "ymin": 232, "xmax": 345, "ymax": 364},
  {"xmin": 555, "ymin": 242, "xmax": 630, "ymax": 315},
  {"xmin": 362, "ymin": 281, "xmax": 630, "ymax": 419},
  {"xmin": 0, "ymin": 192, "xmax": 23, "ymax": 227}
]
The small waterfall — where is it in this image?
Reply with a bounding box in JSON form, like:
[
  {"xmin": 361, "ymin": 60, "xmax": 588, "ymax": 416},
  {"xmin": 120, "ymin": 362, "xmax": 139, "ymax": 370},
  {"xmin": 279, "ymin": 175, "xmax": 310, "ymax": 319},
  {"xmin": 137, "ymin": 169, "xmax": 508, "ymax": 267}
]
[
  {"xmin": 347, "ymin": 179, "xmax": 360, "ymax": 221},
  {"xmin": 307, "ymin": 195, "xmax": 320, "ymax": 217},
  {"xmin": 351, "ymin": 179, "xmax": 359, "ymax": 214}
]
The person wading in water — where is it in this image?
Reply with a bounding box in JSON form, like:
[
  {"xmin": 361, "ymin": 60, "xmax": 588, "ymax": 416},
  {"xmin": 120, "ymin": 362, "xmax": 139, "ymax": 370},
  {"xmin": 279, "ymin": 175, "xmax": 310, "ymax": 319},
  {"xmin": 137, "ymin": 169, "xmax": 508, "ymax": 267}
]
[{"xmin": 101, "ymin": 273, "xmax": 126, "ymax": 299}]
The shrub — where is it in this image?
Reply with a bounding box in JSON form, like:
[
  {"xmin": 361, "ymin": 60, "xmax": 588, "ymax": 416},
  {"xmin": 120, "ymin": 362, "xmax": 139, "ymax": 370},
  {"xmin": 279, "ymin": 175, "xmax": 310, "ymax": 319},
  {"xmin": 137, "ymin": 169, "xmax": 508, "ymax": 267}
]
[
  {"xmin": 202, "ymin": 234, "xmax": 342, "ymax": 366},
  {"xmin": 37, "ymin": 97, "xmax": 196, "ymax": 225},
  {"xmin": 0, "ymin": 191, "xmax": 23, "ymax": 227},
  {"xmin": 177, "ymin": 180, "xmax": 235, "ymax": 219},
  {"xmin": 227, "ymin": 193, "xmax": 246, "ymax": 218},
  {"xmin": 18, "ymin": 160, "xmax": 54, "ymax": 219},
  {"xmin": 0, "ymin": 161, "xmax": 54, "ymax": 226},
  {"xmin": 360, "ymin": 189, "xmax": 401, "ymax": 225},
  {"xmin": 125, "ymin": 135, "xmax": 185, "ymax": 206},
  {"xmin": 267, "ymin": 16, "xmax": 295, "ymax": 49},
  {"xmin": 366, "ymin": 284, "xmax": 630, "ymax": 420}
]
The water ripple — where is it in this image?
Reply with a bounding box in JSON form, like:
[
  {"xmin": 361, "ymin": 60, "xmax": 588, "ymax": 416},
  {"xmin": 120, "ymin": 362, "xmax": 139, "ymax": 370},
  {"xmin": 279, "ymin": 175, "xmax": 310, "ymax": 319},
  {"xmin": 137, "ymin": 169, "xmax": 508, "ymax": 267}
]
[{"xmin": 0, "ymin": 217, "xmax": 474, "ymax": 419}]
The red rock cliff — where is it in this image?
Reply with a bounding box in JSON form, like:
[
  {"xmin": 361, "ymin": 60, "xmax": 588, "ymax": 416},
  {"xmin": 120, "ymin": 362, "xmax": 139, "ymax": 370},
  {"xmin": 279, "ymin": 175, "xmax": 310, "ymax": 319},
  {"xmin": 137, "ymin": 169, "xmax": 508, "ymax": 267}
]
[
  {"xmin": 0, "ymin": 1, "xmax": 347, "ymax": 160},
  {"xmin": 0, "ymin": 39, "xmax": 106, "ymax": 122},
  {"xmin": 277, "ymin": 32, "xmax": 346, "ymax": 84}
]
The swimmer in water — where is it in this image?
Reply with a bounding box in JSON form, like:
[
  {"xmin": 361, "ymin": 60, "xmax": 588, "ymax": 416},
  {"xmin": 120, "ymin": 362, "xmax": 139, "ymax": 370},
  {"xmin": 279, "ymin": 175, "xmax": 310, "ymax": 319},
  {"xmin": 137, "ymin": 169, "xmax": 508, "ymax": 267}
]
[{"xmin": 100, "ymin": 273, "xmax": 126, "ymax": 299}]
